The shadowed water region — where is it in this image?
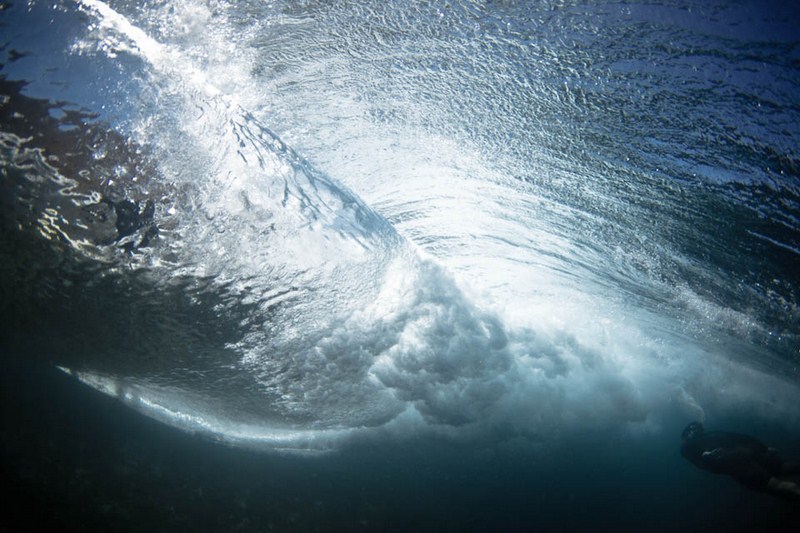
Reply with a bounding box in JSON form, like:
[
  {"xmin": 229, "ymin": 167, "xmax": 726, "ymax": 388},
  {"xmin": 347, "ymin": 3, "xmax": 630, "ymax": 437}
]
[
  {"xmin": 2, "ymin": 0, "xmax": 800, "ymax": 530},
  {"xmin": 4, "ymin": 359, "xmax": 799, "ymax": 531}
]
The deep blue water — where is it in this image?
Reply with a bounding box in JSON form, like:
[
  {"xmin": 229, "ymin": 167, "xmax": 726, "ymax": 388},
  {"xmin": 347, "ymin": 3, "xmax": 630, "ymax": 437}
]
[{"xmin": 2, "ymin": 0, "xmax": 800, "ymax": 530}]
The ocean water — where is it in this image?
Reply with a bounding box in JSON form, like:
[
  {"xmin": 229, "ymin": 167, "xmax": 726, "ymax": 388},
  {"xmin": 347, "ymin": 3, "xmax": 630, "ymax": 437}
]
[{"xmin": 1, "ymin": 0, "xmax": 799, "ymax": 530}]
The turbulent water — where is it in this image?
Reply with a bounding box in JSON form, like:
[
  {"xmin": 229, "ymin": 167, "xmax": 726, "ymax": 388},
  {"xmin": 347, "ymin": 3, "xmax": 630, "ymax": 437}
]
[{"xmin": 2, "ymin": 0, "xmax": 800, "ymax": 529}]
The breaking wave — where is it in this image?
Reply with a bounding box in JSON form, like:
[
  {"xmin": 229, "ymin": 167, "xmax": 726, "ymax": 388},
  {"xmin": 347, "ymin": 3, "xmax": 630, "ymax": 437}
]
[{"xmin": 2, "ymin": 0, "xmax": 799, "ymax": 453}]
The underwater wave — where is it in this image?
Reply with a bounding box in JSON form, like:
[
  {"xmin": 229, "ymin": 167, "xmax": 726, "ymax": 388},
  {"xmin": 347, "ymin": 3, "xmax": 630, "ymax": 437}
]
[{"xmin": 1, "ymin": 0, "xmax": 799, "ymax": 453}]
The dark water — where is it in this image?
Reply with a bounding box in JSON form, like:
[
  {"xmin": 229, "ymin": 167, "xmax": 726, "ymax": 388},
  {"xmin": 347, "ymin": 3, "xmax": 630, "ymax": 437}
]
[
  {"xmin": 3, "ymin": 358, "xmax": 799, "ymax": 531},
  {"xmin": 2, "ymin": 0, "xmax": 800, "ymax": 530}
]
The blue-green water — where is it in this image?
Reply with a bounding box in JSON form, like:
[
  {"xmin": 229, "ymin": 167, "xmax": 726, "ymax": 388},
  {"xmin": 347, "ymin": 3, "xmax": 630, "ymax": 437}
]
[{"xmin": 2, "ymin": 0, "xmax": 799, "ymax": 530}]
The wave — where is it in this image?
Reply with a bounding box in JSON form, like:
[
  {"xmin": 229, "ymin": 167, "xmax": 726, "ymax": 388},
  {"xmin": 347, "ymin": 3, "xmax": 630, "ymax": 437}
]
[{"xmin": 2, "ymin": 0, "xmax": 799, "ymax": 453}]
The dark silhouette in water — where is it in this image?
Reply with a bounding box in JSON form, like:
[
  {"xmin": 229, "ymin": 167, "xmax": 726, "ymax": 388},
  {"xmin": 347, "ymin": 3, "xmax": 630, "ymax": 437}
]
[{"xmin": 681, "ymin": 422, "xmax": 800, "ymax": 499}]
